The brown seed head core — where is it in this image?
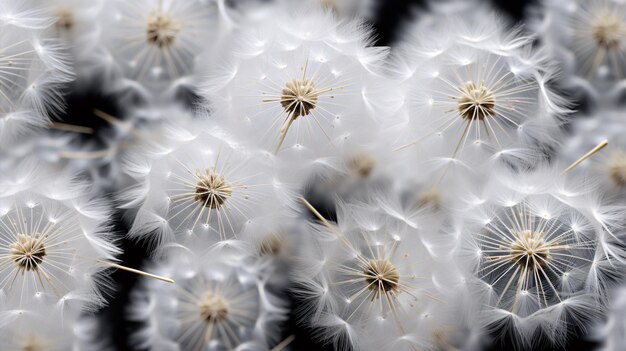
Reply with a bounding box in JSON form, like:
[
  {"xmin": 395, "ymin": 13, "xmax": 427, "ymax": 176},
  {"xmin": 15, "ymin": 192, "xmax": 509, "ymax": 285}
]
[
  {"xmin": 259, "ymin": 234, "xmax": 282, "ymax": 256},
  {"xmin": 56, "ymin": 9, "xmax": 74, "ymax": 31},
  {"xmin": 510, "ymin": 230, "xmax": 550, "ymax": 269},
  {"xmin": 416, "ymin": 189, "xmax": 440, "ymax": 211},
  {"xmin": 363, "ymin": 259, "xmax": 400, "ymax": 297},
  {"xmin": 194, "ymin": 170, "xmax": 232, "ymax": 209},
  {"xmin": 457, "ymin": 81, "xmax": 496, "ymax": 121},
  {"xmin": 608, "ymin": 150, "xmax": 626, "ymax": 187},
  {"xmin": 592, "ymin": 12, "xmax": 622, "ymax": 50},
  {"xmin": 146, "ymin": 11, "xmax": 181, "ymax": 48},
  {"xmin": 198, "ymin": 292, "xmax": 229, "ymax": 323},
  {"xmin": 280, "ymin": 79, "xmax": 319, "ymax": 118},
  {"xmin": 346, "ymin": 151, "xmax": 376, "ymax": 178},
  {"xmin": 21, "ymin": 335, "xmax": 46, "ymax": 351},
  {"xmin": 9, "ymin": 234, "xmax": 46, "ymax": 272}
]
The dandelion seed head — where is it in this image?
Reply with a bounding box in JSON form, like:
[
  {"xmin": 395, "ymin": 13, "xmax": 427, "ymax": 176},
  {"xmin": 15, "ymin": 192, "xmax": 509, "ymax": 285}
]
[
  {"xmin": 345, "ymin": 150, "xmax": 376, "ymax": 178},
  {"xmin": 19, "ymin": 334, "xmax": 47, "ymax": 351},
  {"xmin": 457, "ymin": 81, "xmax": 496, "ymax": 121},
  {"xmin": 591, "ymin": 11, "xmax": 623, "ymax": 50},
  {"xmin": 508, "ymin": 230, "xmax": 550, "ymax": 269},
  {"xmin": 9, "ymin": 234, "xmax": 47, "ymax": 272},
  {"xmin": 55, "ymin": 8, "xmax": 74, "ymax": 32},
  {"xmin": 280, "ymin": 78, "xmax": 320, "ymax": 118},
  {"xmin": 258, "ymin": 234, "xmax": 282, "ymax": 256},
  {"xmin": 146, "ymin": 11, "xmax": 180, "ymax": 49},
  {"xmin": 363, "ymin": 259, "xmax": 400, "ymax": 296},
  {"xmin": 193, "ymin": 170, "xmax": 233, "ymax": 209},
  {"xmin": 198, "ymin": 292, "xmax": 229, "ymax": 323}
]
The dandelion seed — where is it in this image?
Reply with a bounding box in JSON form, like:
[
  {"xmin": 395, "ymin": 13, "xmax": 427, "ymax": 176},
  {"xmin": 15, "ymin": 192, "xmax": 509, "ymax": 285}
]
[
  {"xmin": 128, "ymin": 247, "xmax": 287, "ymax": 351},
  {"xmin": 122, "ymin": 129, "xmax": 288, "ymax": 249},
  {"xmin": 103, "ymin": 0, "xmax": 217, "ymax": 81},
  {"xmin": 200, "ymin": 5, "xmax": 388, "ymax": 174},
  {"xmin": 295, "ymin": 196, "xmax": 456, "ymax": 350},
  {"xmin": 458, "ymin": 166, "xmax": 625, "ymax": 346}
]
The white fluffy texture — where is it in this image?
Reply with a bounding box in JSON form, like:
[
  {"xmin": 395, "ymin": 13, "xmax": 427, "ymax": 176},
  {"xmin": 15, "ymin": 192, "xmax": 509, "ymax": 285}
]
[
  {"xmin": 0, "ymin": 162, "xmax": 119, "ymax": 316},
  {"xmin": 56, "ymin": 105, "xmax": 201, "ymax": 192},
  {"xmin": 0, "ymin": 7, "xmax": 74, "ymax": 146},
  {"xmin": 278, "ymin": 0, "xmax": 376, "ymax": 19},
  {"xmin": 128, "ymin": 240, "xmax": 287, "ymax": 351},
  {"xmin": 0, "ymin": 308, "xmax": 74, "ymax": 351},
  {"xmin": 100, "ymin": 0, "xmax": 219, "ymax": 88},
  {"xmin": 201, "ymin": 5, "xmax": 394, "ymax": 185},
  {"xmin": 293, "ymin": 193, "xmax": 459, "ymax": 351},
  {"xmin": 44, "ymin": 0, "xmax": 104, "ymax": 59},
  {"xmin": 120, "ymin": 120, "xmax": 295, "ymax": 251},
  {"xmin": 596, "ymin": 287, "xmax": 626, "ymax": 351},
  {"xmin": 559, "ymin": 109, "xmax": 626, "ymax": 201},
  {"xmin": 530, "ymin": 0, "xmax": 626, "ymax": 102},
  {"xmin": 390, "ymin": 13, "xmax": 567, "ymax": 176},
  {"xmin": 0, "ymin": 0, "xmax": 56, "ymax": 30},
  {"xmin": 455, "ymin": 165, "xmax": 626, "ymax": 347}
]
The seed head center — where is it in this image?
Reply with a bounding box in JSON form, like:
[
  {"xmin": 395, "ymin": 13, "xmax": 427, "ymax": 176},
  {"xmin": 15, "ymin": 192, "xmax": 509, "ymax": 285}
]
[
  {"xmin": 21, "ymin": 335, "xmax": 46, "ymax": 351},
  {"xmin": 510, "ymin": 230, "xmax": 550, "ymax": 269},
  {"xmin": 592, "ymin": 13, "xmax": 622, "ymax": 50},
  {"xmin": 55, "ymin": 9, "xmax": 74, "ymax": 31},
  {"xmin": 9, "ymin": 234, "xmax": 46, "ymax": 272},
  {"xmin": 198, "ymin": 292, "xmax": 229, "ymax": 323},
  {"xmin": 259, "ymin": 234, "xmax": 282, "ymax": 256},
  {"xmin": 346, "ymin": 151, "xmax": 376, "ymax": 178},
  {"xmin": 281, "ymin": 79, "xmax": 319, "ymax": 118},
  {"xmin": 457, "ymin": 81, "xmax": 496, "ymax": 121},
  {"xmin": 146, "ymin": 11, "xmax": 181, "ymax": 48},
  {"xmin": 194, "ymin": 170, "xmax": 232, "ymax": 209},
  {"xmin": 363, "ymin": 259, "xmax": 400, "ymax": 296},
  {"xmin": 608, "ymin": 151, "xmax": 626, "ymax": 187}
]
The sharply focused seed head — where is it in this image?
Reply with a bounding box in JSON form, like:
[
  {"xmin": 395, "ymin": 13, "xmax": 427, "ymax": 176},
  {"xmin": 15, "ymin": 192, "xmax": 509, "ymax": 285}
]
[
  {"xmin": 457, "ymin": 81, "xmax": 496, "ymax": 121},
  {"xmin": 346, "ymin": 151, "xmax": 376, "ymax": 178},
  {"xmin": 363, "ymin": 259, "xmax": 400, "ymax": 296},
  {"xmin": 198, "ymin": 292, "xmax": 229, "ymax": 323},
  {"xmin": 592, "ymin": 11, "xmax": 623, "ymax": 49},
  {"xmin": 608, "ymin": 150, "xmax": 626, "ymax": 187},
  {"xmin": 194, "ymin": 170, "xmax": 233, "ymax": 209},
  {"xmin": 509, "ymin": 230, "xmax": 550, "ymax": 269},
  {"xmin": 9, "ymin": 234, "xmax": 47, "ymax": 272},
  {"xmin": 146, "ymin": 11, "xmax": 181, "ymax": 48},
  {"xmin": 280, "ymin": 79, "xmax": 319, "ymax": 118}
]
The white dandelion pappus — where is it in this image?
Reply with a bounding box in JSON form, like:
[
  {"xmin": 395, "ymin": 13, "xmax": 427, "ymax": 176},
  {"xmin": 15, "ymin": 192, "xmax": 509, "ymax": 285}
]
[
  {"xmin": 121, "ymin": 125, "xmax": 292, "ymax": 250},
  {"xmin": 0, "ymin": 19, "xmax": 73, "ymax": 146},
  {"xmin": 45, "ymin": 0, "xmax": 104, "ymax": 56},
  {"xmin": 558, "ymin": 109, "xmax": 626, "ymax": 198},
  {"xmin": 201, "ymin": 5, "xmax": 392, "ymax": 182},
  {"xmin": 0, "ymin": 308, "xmax": 75, "ymax": 351},
  {"xmin": 391, "ymin": 13, "xmax": 566, "ymax": 174},
  {"xmin": 531, "ymin": 0, "xmax": 626, "ymax": 97},
  {"xmin": 595, "ymin": 287, "xmax": 626, "ymax": 351},
  {"xmin": 281, "ymin": 0, "xmax": 376, "ymax": 19},
  {"xmin": 128, "ymin": 241, "xmax": 287, "ymax": 351},
  {"xmin": 294, "ymin": 194, "xmax": 456, "ymax": 351},
  {"xmin": 0, "ymin": 0, "xmax": 55, "ymax": 30},
  {"xmin": 101, "ymin": 0, "xmax": 218, "ymax": 85},
  {"xmin": 457, "ymin": 166, "xmax": 625, "ymax": 346},
  {"xmin": 54, "ymin": 105, "xmax": 200, "ymax": 192},
  {"xmin": 0, "ymin": 190, "xmax": 119, "ymax": 313}
]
